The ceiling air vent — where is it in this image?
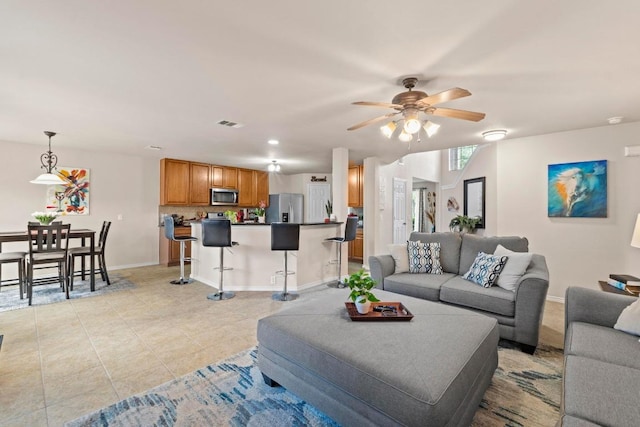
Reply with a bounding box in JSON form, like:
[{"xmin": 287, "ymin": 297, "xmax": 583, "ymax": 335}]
[{"xmin": 217, "ymin": 120, "xmax": 244, "ymax": 128}]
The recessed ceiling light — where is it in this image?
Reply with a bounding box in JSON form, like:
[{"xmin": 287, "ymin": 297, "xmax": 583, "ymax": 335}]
[
  {"xmin": 268, "ymin": 139, "xmax": 279, "ymax": 145},
  {"xmin": 482, "ymin": 130, "xmax": 507, "ymax": 141},
  {"xmin": 607, "ymin": 117, "xmax": 623, "ymax": 125}
]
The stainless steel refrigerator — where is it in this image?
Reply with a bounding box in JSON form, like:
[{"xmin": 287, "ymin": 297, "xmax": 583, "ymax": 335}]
[{"xmin": 266, "ymin": 193, "xmax": 304, "ymax": 224}]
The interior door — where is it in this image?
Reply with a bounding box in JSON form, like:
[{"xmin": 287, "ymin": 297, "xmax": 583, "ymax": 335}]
[
  {"xmin": 393, "ymin": 178, "xmax": 407, "ymax": 244},
  {"xmin": 307, "ymin": 183, "xmax": 331, "ymax": 222}
]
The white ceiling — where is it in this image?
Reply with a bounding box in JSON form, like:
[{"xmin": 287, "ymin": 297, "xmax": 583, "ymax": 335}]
[{"xmin": 2, "ymin": 1, "xmax": 639, "ymax": 175}]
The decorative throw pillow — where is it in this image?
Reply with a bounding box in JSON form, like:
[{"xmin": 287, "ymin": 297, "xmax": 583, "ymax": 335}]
[
  {"xmin": 388, "ymin": 243, "xmax": 410, "ymax": 274},
  {"xmin": 494, "ymin": 244, "xmax": 533, "ymax": 292},
  {"xmin": 614, "ymin": 298, "xmax": 640, "ymax": 337},
  {"xmin": 407, "ymin": 241, "xmax": 443, "ymax": 274},
  {"xmin": 462, "ymin": 252, "xmax": 509, "ymax": 288}
]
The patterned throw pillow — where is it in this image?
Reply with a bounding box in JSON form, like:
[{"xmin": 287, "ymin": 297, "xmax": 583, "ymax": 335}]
[
  {"xmin": 463, "ymin": 252, "xmax": 509, "ymax": 287},
  {"xmin": 407, "ymin": 241, "xmax": 443, "ymax": 274}
]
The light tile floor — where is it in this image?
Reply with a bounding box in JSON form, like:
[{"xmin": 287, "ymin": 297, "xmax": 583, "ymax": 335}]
[{"xmin": 0, "ymin": 264, "xmax": 564, "ymax": 426}]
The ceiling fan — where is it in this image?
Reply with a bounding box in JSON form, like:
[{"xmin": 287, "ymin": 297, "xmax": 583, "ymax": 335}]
[{"xmin": 347, "ymin": 77, "xmax": 485, "ymax": 139}]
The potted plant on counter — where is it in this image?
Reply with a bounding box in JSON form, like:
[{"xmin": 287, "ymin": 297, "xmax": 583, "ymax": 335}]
[
  {"xmin": 324, "ymin": 200, "xmax": 333, "ymax": 223},
  {"xmin": 346, "ymin": 269, "xmax": 380, "ymax": 314},
  {"xmin": 254, "ymin": 200, "xmax": 266, "ymax": 223}
]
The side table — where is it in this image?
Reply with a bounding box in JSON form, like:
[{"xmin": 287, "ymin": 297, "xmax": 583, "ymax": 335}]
[{"xmin": 598, "ymin": 280, "xmax": 639, "ymax": 297}]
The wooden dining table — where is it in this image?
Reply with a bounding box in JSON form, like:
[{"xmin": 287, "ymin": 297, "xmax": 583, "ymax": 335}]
[{"xmin": 0, "ymin": 228, "xmax": 97, "ymax": 291}]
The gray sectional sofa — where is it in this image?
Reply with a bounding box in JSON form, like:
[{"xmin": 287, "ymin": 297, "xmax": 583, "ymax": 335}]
[
  {"xmin": 369, "ymin": 232, "xmax": 549, "ymax": 353},
  {"xmin": 561, "ymin": 287, "xmax": 640, "ymax": 426}
]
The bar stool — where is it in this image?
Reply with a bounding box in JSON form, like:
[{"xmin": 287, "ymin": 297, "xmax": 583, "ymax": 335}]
[
  {"xmin": 271, "ymin": 222, "xmax": 300, "ymax": 301},
  {"xmin": 164, "ymin": 216, "xmax": 197, "ymax": 285},
  {"xmin": 201, "ymin": 219, "xmax": 237, "ymax": 301},
  {"xmin": 325, "ymin": 216, "xmax": 358, "ymax": 288},
  {"xmin": 0, "ymin": 252, "xmax": 27, "ymax": 299}
]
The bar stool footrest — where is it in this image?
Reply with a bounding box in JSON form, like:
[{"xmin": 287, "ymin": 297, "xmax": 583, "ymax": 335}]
[{"xmin": 171, "ymin": 278, "xmax": 194, "ymax": 285}]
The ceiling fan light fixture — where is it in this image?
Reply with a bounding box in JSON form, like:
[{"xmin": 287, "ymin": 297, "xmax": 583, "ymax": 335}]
[
  {"xmin": 398, "ymin": 130, "xmax": 413, "ymax": 142},
  {"xmin": 423, "ymin": 121, "xmax": 440, "ymax": 138},
  {"xmin": 380, "ymin": 121, "xmax": 397, "ymax": 138},
  {"xmin": 482, "ymin": 129, "xmax": 507, "ymax": 141},
  {"xmin": 403, "ymin": 109, "xmax": 421, "ymax": 134}
]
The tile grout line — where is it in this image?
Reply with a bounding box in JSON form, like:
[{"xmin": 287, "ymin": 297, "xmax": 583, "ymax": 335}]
[{"xmin": 34, "ymin": 306, "xmax": 51, "ymax": 427}]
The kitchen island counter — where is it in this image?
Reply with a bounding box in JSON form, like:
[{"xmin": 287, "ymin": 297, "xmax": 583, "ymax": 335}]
[{"xmin": 189, "ymin": 222, "xmax": 343, "ymax": 291}]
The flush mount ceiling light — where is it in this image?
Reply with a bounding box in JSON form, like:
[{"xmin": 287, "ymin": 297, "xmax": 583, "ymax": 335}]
[
  {"xmin": 268, "ymin": 139, "xmax": 279, "ymax": 145},
  {"xmin": 349, "ymin": 77, "xmax": 485, "ymax": 143},
  {"xmin": 482, "ymin": 129, "xmax": 507, "ymax": 141},
  {"xmin": 267, "ymin": 160, "xmax": 281, "ymax": 172},
  {"xmin": 30, "ymin": 131, "xmax": 65, "ymax": 185},
  {"xmin": 607, "ymin": 117, "xmax": 623, "ymax": 125}
]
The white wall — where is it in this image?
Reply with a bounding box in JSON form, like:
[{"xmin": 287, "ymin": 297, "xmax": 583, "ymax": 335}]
[
  {"xmin": 497, "ymin": 122, "xmax": 640, "ymax": 300},
  {"xmin": 0, "ymin": 140, "xmax": 159, "ymax": 272}
]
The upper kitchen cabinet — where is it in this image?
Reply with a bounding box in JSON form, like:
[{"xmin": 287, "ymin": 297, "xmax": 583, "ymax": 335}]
[
  {"xmin": 212, "ymin": 165, "xmax": 238, "ymax": 189},
  {"xmin": 348, "ymin": 165, "xmax": 364, "ymax": 207},
  {"xmin": 160, "ymin": 158, "xmax": 190, "ymax": 206},
  {"xmin": 238, "ymin": 169, "xmax": 270, "ymax": 207},
  {"xmin": 189, "ymin": 162, "xmax": 211, "ymax": 205}
]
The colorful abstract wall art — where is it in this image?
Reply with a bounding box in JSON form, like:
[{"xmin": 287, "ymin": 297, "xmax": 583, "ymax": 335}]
[
  {"xmin": 45, "ymin": 167, "xmax": 90, "ymax": 215},
  {"xmin": 548, "ymin": 160, "xmax": 607, "ymax": 217}
]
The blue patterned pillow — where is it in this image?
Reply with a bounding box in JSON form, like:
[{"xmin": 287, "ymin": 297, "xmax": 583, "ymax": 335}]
[
  {"xmin": 463, "ymin": 252, "xmax": 508, "ymax": 287},
  {"xmin": 407, "ymin": 241, "xmax": 443, "ymax": 274}
]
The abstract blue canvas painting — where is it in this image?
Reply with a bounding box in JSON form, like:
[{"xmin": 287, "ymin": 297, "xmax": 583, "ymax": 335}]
[{"xmin": 548, "ymin": 160, "xmax": 607, "ymax": 217}]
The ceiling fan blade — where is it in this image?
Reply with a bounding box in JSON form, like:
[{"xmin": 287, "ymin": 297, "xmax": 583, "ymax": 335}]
[
  {"xmin": 353, "ymin": 101, "xmax": 404, "ymax": 109},
  {"xmin": 416, "ymin": 87, "xmax": 471, "ymax": 107},
  {"xmin": 347, "ymin": 112, "xmax": 399, "ymax": 131},
  {"xmin": 428, "ymin": 107, "xmax": 485, "ymax": 122}
]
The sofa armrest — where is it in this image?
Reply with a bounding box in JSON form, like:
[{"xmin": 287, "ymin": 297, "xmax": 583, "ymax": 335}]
[
  {"xmin": 565, "ymin": 286, "xmax": 636, "ymax": 331},
  {"xmin": 368, "ymin": 255, "xmax": 395, "ymax": 290},
  {"xmin": 512, "ymin": 254, "xmax": 550, "ymax": 348}
]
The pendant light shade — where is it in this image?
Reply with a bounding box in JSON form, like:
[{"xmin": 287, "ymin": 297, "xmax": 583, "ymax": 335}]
[
  {"xmin": 31, "ymin": 131, "xmax": 65, "ymax": 185},
  {"xmin": 268, "ymin": 160, "xmax": 281, "ymax": 172}
]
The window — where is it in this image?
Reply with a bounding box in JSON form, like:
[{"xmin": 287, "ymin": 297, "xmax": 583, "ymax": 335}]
[{"xmin": 449, "ymin": 145, "xmax": 477, "ymax": 171}]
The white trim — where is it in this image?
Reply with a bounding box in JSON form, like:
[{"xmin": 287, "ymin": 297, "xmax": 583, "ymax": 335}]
[{"xmin": 110, "ymin": 262, "xmax": 159, "ymax": 270}]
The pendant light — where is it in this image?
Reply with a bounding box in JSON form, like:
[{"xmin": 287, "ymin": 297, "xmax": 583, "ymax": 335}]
[
  {"xmin": 30, "ymin": 131, "xmax": 65, "ymax": 185},
  {"xmin": 268, "ymin": 160, "xmax": 281, "ymax": 172}
]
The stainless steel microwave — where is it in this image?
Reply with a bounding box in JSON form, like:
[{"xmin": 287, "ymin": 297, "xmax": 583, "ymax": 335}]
[{"xmin": 210, "ymin": 188, "xmax": 238, "ymax": 205}]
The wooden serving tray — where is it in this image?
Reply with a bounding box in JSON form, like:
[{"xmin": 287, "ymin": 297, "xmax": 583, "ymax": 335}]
[{"xmin": 345, "ymin": 301, "xmax": 414, "ymax": 321}]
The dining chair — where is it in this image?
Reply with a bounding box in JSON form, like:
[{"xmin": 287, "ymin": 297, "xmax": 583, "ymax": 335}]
[
  {"xmin": 26, "ymin": 222, "xmax": 71, "ymax": 305},
  {"xmin": 68, "ymin": 221, "xmax": 111, "ymax": 290},
  {"xmin": 0, "ymin": 251, "xmax": 27, "ymax": 299}
]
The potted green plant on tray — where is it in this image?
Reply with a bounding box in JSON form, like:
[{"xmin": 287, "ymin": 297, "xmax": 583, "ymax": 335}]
[
  {"xmin": 345, "ymin": 269, "xmax": 380, "ymax": 314},
  {"xmin": 449, "ymin": 215, "xmax": 481, "ymax": 233}
]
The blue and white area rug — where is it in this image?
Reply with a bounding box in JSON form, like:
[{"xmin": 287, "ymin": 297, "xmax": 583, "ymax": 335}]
[
  {"xmin": 66, "ymin": 345, "xmax": 563, "ymax": 427},
  {"xmin": 0, "ymin": 274, "xmax": 135, "ymax": 312}
]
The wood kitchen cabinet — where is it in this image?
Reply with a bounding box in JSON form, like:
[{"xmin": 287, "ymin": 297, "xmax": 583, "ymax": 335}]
[
  {"xmin": 211, "ymin": 165, "xmax": 238, "ymax": 189},
  {"xmin": 160, "ymin": 158, "xmax": 190, "ymax": 206},
  {"xmin": 237, "ymin": 169, "xmax": 269, "ymax": 207},
  {"xmin": 189, "ymin": 162, "xmax": 211, "ymax": 205},
  {"xmin": 349, "ymin": 228, "xmax": 364, "ymax": 262},
  {"xmin": 348, "ymin": 165, "xmax": 364, "ymax": 207},
  {"xmin": 159, "ymin": 226, "xmax": 192, "ymax": 267}
]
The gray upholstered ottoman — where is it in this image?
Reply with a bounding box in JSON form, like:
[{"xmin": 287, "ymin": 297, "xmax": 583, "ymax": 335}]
[{"xmin": 257, "ymin": 288, "xmax": 499, "ymax": 427}]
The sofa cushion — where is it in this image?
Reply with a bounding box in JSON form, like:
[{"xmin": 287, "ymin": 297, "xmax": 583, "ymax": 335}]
[
  {"xmin": 493, "ymin": 244, "xmax": 533, "ymax": 291},
  {"xmin": 614, "ymin": 297, "xmax": 640, "ymax": 336},
  {"xmin": 459, "ymin": 234, "xmax": 528, "ymax": 276},
  {"xmin": 410, "ymin": 232, "xmax": 462, "ymax": 274},
  {"xmin": 383, "ymin": 272, "xmax": 455, "ymax": 302},
  {"xmin": 566, "ymin": 322, "xmax": 640, "ymax": 370},
  {"xmin": 388, "ymin": 243, "xmax": 410, "ymax": 274},
  {"xmin": 563, "ymin": 355, "xmax": 640, "ymax": 426},
  {"xmin": 462, "ymin": 252, "xmax": 508, "ymax": 288},
  {"xmin": 440, "ymin": 276, "xmax": 516, "ymax": 317},
  {"xmin": 407, "ymin": 241, "xmax": 443, "ymax": 274}
]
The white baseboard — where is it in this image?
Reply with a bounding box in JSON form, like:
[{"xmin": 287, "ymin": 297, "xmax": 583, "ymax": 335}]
[
  {"xmin": 547, "ymin": 294, "xmax": 565, "ymax": 304},
  {"xmin": 110, "ymin": 262, "xmax": 159, "ymax": 271}
]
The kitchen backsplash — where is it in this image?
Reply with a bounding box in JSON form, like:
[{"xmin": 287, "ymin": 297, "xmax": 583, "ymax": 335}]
[{"xmin": 158, "ymin": 206, "xmax": 256, "ymax": 225}]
